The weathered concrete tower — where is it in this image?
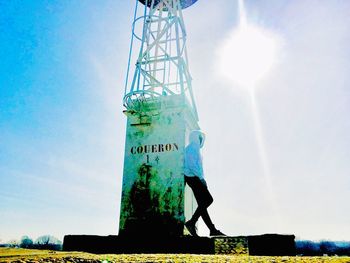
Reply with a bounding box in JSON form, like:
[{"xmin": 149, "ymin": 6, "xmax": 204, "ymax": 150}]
[{"xmin": 119, "ymin": 0, "xmax": 199, "ymax": 236}]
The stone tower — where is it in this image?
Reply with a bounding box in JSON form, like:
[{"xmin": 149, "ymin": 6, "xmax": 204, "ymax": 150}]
[{"xmin": 119, "ymin": 0, "xmax": 199, "ymax": 236}]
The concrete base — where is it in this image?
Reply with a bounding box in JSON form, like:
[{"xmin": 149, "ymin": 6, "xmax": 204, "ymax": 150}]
[
  {"xmin": 63, "ymin": 235, "xmax": 213, "ymax": 254},
  {"xmin": 248, "ymin": 234, "xmax": 296, "ymax": 256},
  {"xmin": 63, "ymin": 234, "xmax": 295, "ymax": 256}
]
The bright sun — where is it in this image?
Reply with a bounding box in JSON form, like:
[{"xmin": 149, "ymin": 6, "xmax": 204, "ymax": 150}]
[{"xmin": 218, "ymin": 24, "xmax": 280, "ymax": 88}]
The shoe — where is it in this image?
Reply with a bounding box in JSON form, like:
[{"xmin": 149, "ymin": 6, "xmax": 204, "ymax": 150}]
[
  {"xmin": 185, "ymin": 221, "xmax": 198, "ymax": 237},
  {"xmin": 210, "ymin": 229, "xmax": 226, "ymax": 237}
]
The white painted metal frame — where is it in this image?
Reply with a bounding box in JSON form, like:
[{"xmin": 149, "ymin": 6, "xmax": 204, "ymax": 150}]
[{"xmin": 124, "ymin": 0, "xmax": 198, "ymax": 119}]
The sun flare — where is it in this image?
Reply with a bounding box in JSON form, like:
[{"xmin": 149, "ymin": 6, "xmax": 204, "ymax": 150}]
[{"xmin": 218, "ymin": 24, "xmax": 280, "ymax": 88}]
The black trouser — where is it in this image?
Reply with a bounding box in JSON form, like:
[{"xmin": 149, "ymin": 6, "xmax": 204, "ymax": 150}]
[{"xmin": 185, "ymin": 175, "xmax": 215, "ymax": 231}]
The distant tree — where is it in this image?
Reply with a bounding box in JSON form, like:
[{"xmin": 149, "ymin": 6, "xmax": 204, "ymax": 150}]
[
  {"xmin": 8, "ymin": 239, "xmax": 19, "ymax": 248},
  {"xmin": 337, "ymin": 244, "xmax": 350, "ymax": 256},
  {"xmin": 320, "ymin": 241, "xmax": 337, "ymax": 255},
  {"xmin": 34, "ymin": 235, "xmax": 62, "ymax": 250},
  {"xmin": 296, "ymin": 240, "xmax": 320, "ymax": 255},
  {"xmin": 296, "ymin": 240, "xmax": 350, "ymax": 256},
  {"xmin": 20, "ymin": 236, "xmax": 33, "ymax": 248}
]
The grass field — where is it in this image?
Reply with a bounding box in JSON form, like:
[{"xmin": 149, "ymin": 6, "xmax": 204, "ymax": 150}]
[{"xmin": 1, "ymin": 248, "xmax": 350, "ymax": 263}]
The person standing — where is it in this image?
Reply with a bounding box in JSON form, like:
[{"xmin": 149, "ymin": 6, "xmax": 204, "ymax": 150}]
[{"xmin": 184, "ymin": 130, "xmax": 225, "ymax": 237}]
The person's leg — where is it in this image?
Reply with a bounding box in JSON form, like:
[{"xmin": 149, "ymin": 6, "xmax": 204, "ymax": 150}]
[
  {"xmin": 192, "ymin": 180, "xmax": 217, "ymax": 232},
  {"xmin": 185, "ymin": 176, "xmax": 214, "ymax": 229},
  {"xmin": 188, "ymin": 206, "xmax": 201, "ymax": 224},
  {"xmin": 184, "ymin": 176, "xmax": 204, "ymax": 236},
  {"xmin": 185, "ymin": 176, "xmax": 225, "ymax": 236},
  {"xmin": 199, "ymin": 202, "xmax": 226, "ymax": 236},
  {"xmin": 200, "ymin": 208, "xmax": 216, "ymax": 232},
  {"xmin": 184, "ymin": 176, "xmax": 201, "ymax": 224},
  {"xmin": 186, "ymin": 206, "xmax": 215, "ymax": 236}
]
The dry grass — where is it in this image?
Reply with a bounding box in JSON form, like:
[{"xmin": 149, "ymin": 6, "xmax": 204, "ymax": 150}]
[{"xmin": 1, "ymin": 248, "xmax": 350, "ymax": 263}]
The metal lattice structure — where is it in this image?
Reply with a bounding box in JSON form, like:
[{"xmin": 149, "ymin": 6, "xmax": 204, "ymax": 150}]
[{"xmin": 124, "ymin": 0, "xmax": 198, "ymax": 119}]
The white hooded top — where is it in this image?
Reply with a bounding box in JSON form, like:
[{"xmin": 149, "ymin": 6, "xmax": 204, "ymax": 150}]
[{"xmin": 184, "ymin": 130, "xmax": 205, "ymax": 179}]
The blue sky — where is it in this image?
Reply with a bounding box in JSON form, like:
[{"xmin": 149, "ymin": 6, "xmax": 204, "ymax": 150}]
[{"xmin": 1, "ymin": 0, "xmax": 350, "ymax": 242}]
